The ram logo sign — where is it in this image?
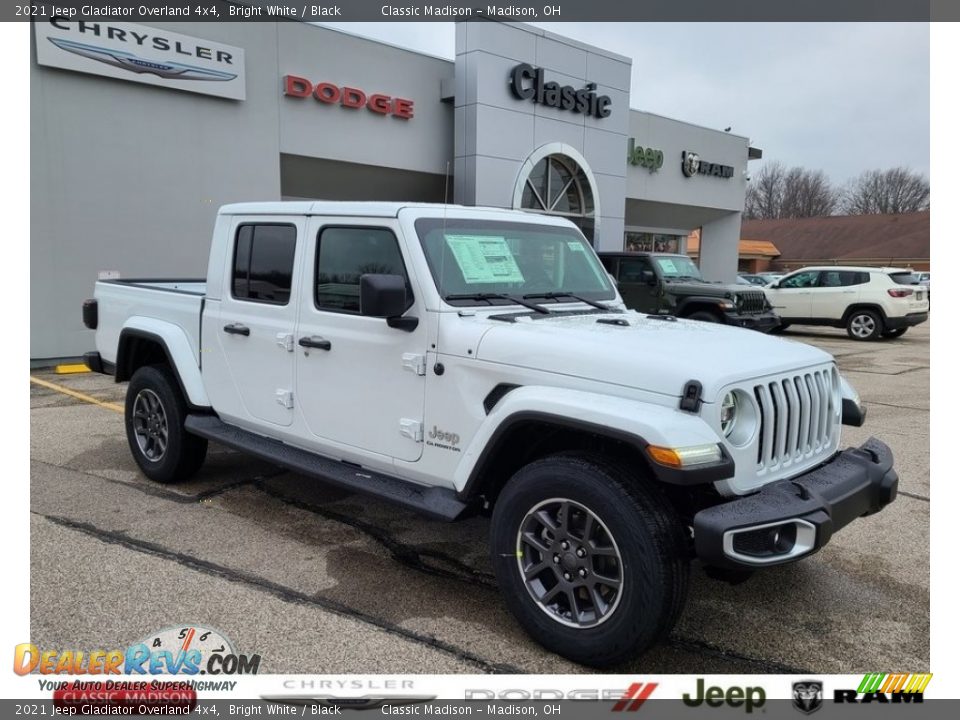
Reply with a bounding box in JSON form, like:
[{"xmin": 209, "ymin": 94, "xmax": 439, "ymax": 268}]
[{"xmin": 34, "ymin": 20, "xmax": 246, "ymax": 100}]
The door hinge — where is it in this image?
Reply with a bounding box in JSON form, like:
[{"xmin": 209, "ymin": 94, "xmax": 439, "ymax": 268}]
[
  {"xmin": 401, "ymin": 353, "xmax": 427, "ymax": 376},
  {"xmin": 276, "ymin": 332, "xmax": 294, "ymax": 352},
  {"xmin": 399, "ymin": 419, "xmax": 423, "ymax": 442},
  {"xmin": 275, "ymin": 389, "xmax": 294, "ymax": 409}
]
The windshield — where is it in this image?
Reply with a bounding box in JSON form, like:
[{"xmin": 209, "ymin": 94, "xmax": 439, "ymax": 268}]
[
  {"xmin": 654, "ymin": 255, "xmax": 702, "ymax": 280},
  {"xmin": 415, "ymin": 218, "xmax": 616, "ymax": 305}
]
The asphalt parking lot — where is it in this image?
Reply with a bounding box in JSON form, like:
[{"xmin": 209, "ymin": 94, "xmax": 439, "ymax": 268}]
[{"xmin": 29, "ymin": 322, "xmax": 929, "ymax": 675}]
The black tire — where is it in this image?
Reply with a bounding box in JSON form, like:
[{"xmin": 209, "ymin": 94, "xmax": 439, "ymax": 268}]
[
  {"xmin": 686, "ymin": 310, "xmax": 722, "ymax": 323},
  {"xmin": 882, "ymin": 328, "xmax": 908, "ymax": 339},
  {"xmin": 125, "ymin": 364, "xmax": 207, "ymax": 483},
  {"xmin": 846, "ymin": 309, "xmax": 883, "ymax": 341},
  {"xmin": 490, "ymin": 453, "xmax": 689, "ymax": 667}
]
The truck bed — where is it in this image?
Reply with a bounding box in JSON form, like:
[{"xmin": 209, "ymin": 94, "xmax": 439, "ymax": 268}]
[{"xmin": 94, "ymin": 278, "xmax": 206, "ymax": 369}]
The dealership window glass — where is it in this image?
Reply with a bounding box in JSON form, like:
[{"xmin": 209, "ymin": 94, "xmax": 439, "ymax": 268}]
[
  {"xmin": 624, "ymin": 231, "xmax": 683, "ymax": 254},
  {"xmin": 519, "ymin": 155, "xmax": 595, "ymax": 243},
  {"xmin": 780, "ymin": 271, "xmax": 820, "ymax": 288},
  {"xmin": 232, "ymin": 224, "xmax": 297, "ymax": 305},
  {"xmin": 415, "ymin": 218, "xmax": 614, "ymax": 305},
  {"xmin": 315, "ymin": 227, "xmax": 410, "ymax": 313}
]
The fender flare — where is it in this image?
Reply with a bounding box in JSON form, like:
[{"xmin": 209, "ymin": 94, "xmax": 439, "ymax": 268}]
[
  {"xmin": 454, "ymin": 386, "xmax": 732, "ymax": 498},
  {"xmin": 117, "ymin": 319, "xmax": 210, "ymax": 408},
  {"xmin": 675, "ymin": 295, "xmax": 730, "ymax": 316}
]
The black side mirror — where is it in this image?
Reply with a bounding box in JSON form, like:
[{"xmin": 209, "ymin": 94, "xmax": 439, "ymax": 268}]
[
  {"xmin": 641, "ymin": 270, "xmax": 657, "ymax": 286},
  {"xmin": 359, "ymin": 274, "xmax": 418, "ymax": 331}
]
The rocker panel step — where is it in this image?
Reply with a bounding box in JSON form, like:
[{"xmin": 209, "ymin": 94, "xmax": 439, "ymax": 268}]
[{"xmin": 185, "ymin": 415, "xmax": 467, "ymax": 521}]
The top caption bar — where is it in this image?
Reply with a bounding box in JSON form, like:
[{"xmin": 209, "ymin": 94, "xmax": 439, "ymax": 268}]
[{"xmin": 6, "ymin": 1, "xmax": 953, "ymax": 22}]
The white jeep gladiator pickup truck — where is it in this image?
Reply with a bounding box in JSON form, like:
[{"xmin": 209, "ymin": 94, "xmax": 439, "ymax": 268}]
[{"xmin": 83, "ymin": 202, "xmax": 898, "ymax": 666}]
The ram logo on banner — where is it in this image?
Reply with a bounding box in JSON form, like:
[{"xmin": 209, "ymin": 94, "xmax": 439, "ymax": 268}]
[{"xmin": 34, "ymin": 20, "xmax": 246, "ymax": 100}]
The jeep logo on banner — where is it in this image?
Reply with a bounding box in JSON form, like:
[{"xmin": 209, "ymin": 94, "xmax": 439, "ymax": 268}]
[{"xmin": 34, "ymin": 20, "xmax": 246, "ymax": 100}]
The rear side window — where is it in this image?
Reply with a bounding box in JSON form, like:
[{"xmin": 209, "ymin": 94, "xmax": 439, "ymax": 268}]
[
  {"xmin": 315, "ymin": 227, "xmax": 410, "ymax": 313},
  {"xmin": 819, "ymin": 270, "xmax": 870, "ymax": 287},
  {"xmin": 232, "ymin": 224, "xmax": 297, "ymax": 305},
  {"xmin": 618, "ymin": 258, "xmax": 654, "ymax": 282}
]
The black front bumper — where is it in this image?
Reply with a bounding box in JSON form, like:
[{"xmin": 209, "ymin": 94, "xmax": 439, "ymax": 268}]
[
  {"xmin": 723, "ymin": 310, "xmax": 781, "ymax": 333},
  {"xmin": 693, "ymin": 438, "xmax": 897, "ymax": 570},
  {"xmin": 885, "ymin": 312, "xmax": 928, "ymax": 330}
]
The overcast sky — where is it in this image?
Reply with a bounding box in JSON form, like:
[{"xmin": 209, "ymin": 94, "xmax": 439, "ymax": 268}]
[{"xmin": 319, "ymin": 22, "xmax": 929, "ymax": 186}]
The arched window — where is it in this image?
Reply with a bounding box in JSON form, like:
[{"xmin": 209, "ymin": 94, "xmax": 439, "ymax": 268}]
[{"xmin": 519, "ymin": 154, "xmax": 596, "ymax": 244}]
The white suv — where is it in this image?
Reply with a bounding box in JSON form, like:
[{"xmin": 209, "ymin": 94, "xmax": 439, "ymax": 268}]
[{"xmin": 765, "ymin": 266, "xmax": 929, "ymax": 340}]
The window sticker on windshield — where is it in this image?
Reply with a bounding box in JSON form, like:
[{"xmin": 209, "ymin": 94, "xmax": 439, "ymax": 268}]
[
  {"xmin": 567, "ymin": 241, "xmax": 586, "ymax": 252},
  {"xmin": 444, "ymin": 235, "xmax": 525, "ymax": 284},
  {"xmin": 657, "ymin": 258, "xmax": 678, "ymax": 274}
]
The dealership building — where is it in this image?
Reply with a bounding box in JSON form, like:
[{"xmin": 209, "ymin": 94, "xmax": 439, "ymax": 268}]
[{"xmin": 31, "ymin": 19, "xmax": 759, "ymax": 360}]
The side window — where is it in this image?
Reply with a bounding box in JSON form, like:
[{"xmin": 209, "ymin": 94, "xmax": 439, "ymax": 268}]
[
  {"xmin": 781, "ymin": 271, "xmax": 820, "ymax": 289},
  {"xmin": 619, "ymin": 259, "xmax": 653, "ymax": 283},
  {"xmin": 819, "ymin": 271, "xmax": 844, "ymax": 287},
  {"xmin": 315, "ymin": 227, "xmax": 410, "ymax": 313},
  {"xmin": 232, "ymin": 224, "xmax": 297, "ymax": 305}
]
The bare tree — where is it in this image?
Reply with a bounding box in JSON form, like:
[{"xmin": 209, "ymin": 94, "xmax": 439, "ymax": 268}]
[
  {"xmin": 745, "ymin": 162, "xmax": 838, "ymax": 219},
  {"xmin": 841, "ymin": 167, "xmax": 930, "ymax": 214}
]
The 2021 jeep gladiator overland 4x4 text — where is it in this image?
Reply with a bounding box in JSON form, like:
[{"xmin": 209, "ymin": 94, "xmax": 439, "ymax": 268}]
[{"xmin": 83, "ymin": 202, "xmax": 897, "ymax": 666}]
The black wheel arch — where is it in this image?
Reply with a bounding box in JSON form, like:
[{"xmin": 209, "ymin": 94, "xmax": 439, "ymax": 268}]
[
  {"xmin": 842, "ymin": 303, "xmax": 888, "ymax": 325},
  {"xmin": 675, "ymin": 296, "xmax": 729, "ymax": 319},
  {"xmin": 458, "ymin": 411, "xmax": 734, "ymax": 505}
]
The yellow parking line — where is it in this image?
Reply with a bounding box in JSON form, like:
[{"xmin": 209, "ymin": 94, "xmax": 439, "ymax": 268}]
[{"xmin": 30, "ymin": 376, "xmax": 124, "ymax": 414}]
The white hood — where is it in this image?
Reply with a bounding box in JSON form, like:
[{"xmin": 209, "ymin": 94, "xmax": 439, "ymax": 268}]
[{"xmin": 472, "ymin": 311, "xmax": 833, "ymax": 402}]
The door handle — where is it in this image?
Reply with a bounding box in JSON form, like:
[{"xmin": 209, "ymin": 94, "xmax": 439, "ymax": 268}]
[
  {"xmin": 223, "ymin": 324, "xmax": 250, "ymax": 336},
  {"xmin": 299, "ymin": 336, "xmax": 332, "ymax": 351}
]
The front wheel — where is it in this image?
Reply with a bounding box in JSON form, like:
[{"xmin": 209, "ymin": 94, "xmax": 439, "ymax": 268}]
[
  {"xmin": 686, "ymin": 310, "xmax": 722, "ymax": 323},
  {"xmin": 125, "ymin": 365, "xmax": 207, "ymax": 483},
  {"xmin": 846, "ymin": 310, "xmax": 883, "ymax": 340},
  {"xmin": 490, "ymin": 454, "xmax": 689, "ymax": 667}
]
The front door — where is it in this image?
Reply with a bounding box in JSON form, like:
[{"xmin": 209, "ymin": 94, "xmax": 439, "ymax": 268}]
[
  {"xmin": 295, "ymin": 222, "xmax": 427, "ymax": 462},
  {"xmin": 204, "ymin": 219, "xmax": 302, "ymax": 428},
  {"xmin": 768, "ymin": 270, "xmax": 820, "ymax": 320},
  {"xmin": 616, "ymin": 257, "xmax": 660, "ymax": 313}
]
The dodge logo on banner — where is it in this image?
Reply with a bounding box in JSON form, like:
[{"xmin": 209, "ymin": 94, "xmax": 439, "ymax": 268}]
[{"xmin": 35, "ymin": 20, "xmax": 246, "ymax": 100}]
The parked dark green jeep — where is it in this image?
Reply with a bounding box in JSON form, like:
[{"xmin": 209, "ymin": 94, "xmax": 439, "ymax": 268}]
[{"xmin": 598, "ymin": 252, "xmax": 781, "ymax": 332}]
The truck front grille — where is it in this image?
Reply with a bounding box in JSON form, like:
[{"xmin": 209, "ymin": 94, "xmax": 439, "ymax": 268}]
[
  {"xmin": 737, "ymin": 291, "xmax": 767, "ymax": 314},
  {"xmin": 754, "ymin": 368, "xmax": 837, "ymax": 470}
]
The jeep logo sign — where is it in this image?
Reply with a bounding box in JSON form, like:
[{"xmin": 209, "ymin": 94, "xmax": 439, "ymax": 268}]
[{"xmin": 35, "ymin": 20, "xmax": 246, "ymax": 100}]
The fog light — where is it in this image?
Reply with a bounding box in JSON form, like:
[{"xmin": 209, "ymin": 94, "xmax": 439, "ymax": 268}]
[{"xmin": 647, "ymin": 443, "xmax": 722, "ymax": 468}]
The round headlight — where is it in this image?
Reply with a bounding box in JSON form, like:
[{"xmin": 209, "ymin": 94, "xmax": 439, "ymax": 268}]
[{"xmin": 720, "ymin": 392, "xmax": 738, "ymax": 436}]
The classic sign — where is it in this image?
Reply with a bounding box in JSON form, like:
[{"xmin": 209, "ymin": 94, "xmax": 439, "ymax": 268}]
[{"xmin": 509, "ymin": 63, "xmax": 611, "ymax": 119}]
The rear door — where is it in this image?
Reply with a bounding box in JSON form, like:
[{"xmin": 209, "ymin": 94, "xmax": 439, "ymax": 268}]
[
  {"xmin": 767, "ymin": 270, "xmax": 819, "ymax": 320},
  {"xmin": 294, "ymin": 221, "xmax": 428, "ymax": 462},
  {"xmin": 616, "ymin": 257, "xmax": 659, "ymax": 313},
  {"xmin": 203, "ymin": 219, "xmax": 303, "ymax": 428},
  {"xmin": 810, "ymin": 270, "xmax": 866, "ymax": 320}
]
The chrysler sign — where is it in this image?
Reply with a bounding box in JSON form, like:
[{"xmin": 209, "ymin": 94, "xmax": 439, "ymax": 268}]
[{"xmin": 35, "ymin": 20, "xmax": 246, "ymax": 100}]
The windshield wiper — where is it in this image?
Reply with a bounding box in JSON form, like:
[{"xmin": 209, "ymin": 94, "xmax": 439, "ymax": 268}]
[
  {"xmin": 444, "ymin": 292, "xmax": 550, "ymax": 314},
  {"xmin": 523, "ymin": 291, "xmax": 614, "ymax": 312}
]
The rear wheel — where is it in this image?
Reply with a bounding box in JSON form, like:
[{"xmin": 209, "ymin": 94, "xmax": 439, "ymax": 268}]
[
  {"xmin": 490, "ymin": 454, "xmax": 689, "ymax": 667},
  {"xmin": 846, "ymin": 309, "xmax": 883, "ymax": 341},
  {"xmin": 125, "ymin": 365, "xmax": 207, "ymax": 483},
  {"xmin": 882, "ymin": 328, "xmax": 908, "ymax": 339}
]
